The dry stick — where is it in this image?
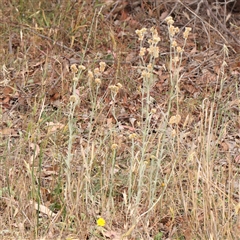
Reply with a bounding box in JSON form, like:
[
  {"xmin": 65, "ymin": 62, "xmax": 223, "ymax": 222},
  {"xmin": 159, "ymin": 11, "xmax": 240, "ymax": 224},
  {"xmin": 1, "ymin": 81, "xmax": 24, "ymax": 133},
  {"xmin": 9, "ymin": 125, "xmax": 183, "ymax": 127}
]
[
  {"xmin": 202, "ymin": 0, "xmax": 240, "ymax": 45},
  {"xmin": 178, "ymin": 0, "xmax": 240, "ymax": 46},
  {"xmin": 19, "ymin": 24, "xmax": 132, "ymax": 65}
]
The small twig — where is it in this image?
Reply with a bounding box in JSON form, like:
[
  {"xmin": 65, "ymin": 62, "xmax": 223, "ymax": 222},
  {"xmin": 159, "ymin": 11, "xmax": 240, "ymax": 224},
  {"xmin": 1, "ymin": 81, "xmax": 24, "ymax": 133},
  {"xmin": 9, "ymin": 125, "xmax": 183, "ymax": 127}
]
[
  {"xmin": 18, "ymin": 24, "xmax": 136, "ymax": 65},
  {"xmin": 178, "ymin": 0, "xmax": 240, "ymax": 46},
  {"xmin": 202, "ymin": 0, "xmax": 240, "ymax": 45}
]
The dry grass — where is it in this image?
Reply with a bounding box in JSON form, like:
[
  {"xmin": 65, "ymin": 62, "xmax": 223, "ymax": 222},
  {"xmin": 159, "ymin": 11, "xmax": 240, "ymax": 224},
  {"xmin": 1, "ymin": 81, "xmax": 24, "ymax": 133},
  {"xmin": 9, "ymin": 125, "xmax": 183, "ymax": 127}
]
[{"xmin": 1, "ymin": 1, "xmax": 240, "ymax": 239}]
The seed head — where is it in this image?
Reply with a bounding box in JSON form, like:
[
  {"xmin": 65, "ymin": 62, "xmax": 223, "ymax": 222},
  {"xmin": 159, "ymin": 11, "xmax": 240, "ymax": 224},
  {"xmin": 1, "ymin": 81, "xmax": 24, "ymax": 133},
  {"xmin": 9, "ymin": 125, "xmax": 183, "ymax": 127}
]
[
  {"xmin": 88, "ymin": 70, "xmax": 94, "ymax": 80},
  {"xmin": 173, "ymin": 56, "xmax": 180, "ymax": 63},
  {"xmin": 73, "ymin": 77, "xmax": 78, "ymax": 83},
  {"xmin": 136, "ymin": 28, "xmax": 147, "ymax": 41},
  {"xmin": 109, "ymin": 85, "xmax": 119, "ymax": 94},
  {"xmin": 95, "ymin": 78, "xmax": 101, "ymax": 85},
  {"xmin": 129, "ymin": 133, "xmax": 137, "ymax": 140},
  {"xmin": 99, "ymin": 61, "xmax": 106, "ymax": 72},
  {"xmin": 116, "ymin": 82, "xmax": 122, "ymax": 89},
  {"xmin": 177, "ymin": 46, "xmax": 183, "ymax": 53},
  {"xmin": 139, "ymin": 47, "xmax": 146, "ymax": 57},
  {"xmin": 69, "ymin": 94, "xmax": 79, "ymax": 103},
  {"xmin": 70, "ymin": 64, "xmax": 78, "ymax": 73},
  {"xmin": 111, "ymin": 143, "xmax": 118, "ymax": 150},
  {"xmin": 183, "ymin": 27, "xmax": 192, "ymax": 39},
  {"xmin": 151, "ymin": 108, "xmax": 157, "ymax": 114},
  {"xmin": 94, "ymin": 67, "xmax": 100, "ymax": 76},
  {"xmin": 172, "ymin": 40, "xmax": 178, "ymax": 47},
  {"xmin": 165, "ymin": 16, "xmax": 174, "ymax": 25},
  {"xmin": 78, "ymin": 65, "xmax": 86, "ymax": 71}
]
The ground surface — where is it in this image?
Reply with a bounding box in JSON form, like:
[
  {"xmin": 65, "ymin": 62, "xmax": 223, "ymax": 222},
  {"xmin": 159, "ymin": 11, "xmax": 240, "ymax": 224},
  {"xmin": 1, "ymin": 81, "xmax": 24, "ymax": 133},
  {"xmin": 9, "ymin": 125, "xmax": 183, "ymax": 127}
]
[{"xmin": 1, "ymin": 1, "xmax": 240, "ymax": 239}]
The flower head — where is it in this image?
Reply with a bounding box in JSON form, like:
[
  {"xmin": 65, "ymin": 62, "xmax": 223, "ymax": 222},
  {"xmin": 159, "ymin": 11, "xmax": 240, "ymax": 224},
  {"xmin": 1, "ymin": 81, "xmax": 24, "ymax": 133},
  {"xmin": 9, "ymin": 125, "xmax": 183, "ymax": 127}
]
[
  {"xmin": 69, "ymin": 95, "xmax": 79, "ymax": 103},
  {"xmin": 109, "ymin": 85, "xmax": 119, "ymax": 94},
  {"xmin": 116, "ymin": 82, "xmax": 122, "ymax": 89},
  {"xmin": 177, "ymin": 46, "xmax": 183, "ymax": 53},
  {"xmin": 139, "ymin": 47, "xmax": 146, "ymax": 57},
  {"xmin": 183, "ymin": 27, "xmax": 192, "ymax": 39},
  {"xmin": 99, "ymin": 61, "xmax": 106, "ymax": 72},
  {"xmin": 73, "ymin": 77, "xmax": 78, "ymax": 83},
  {"xmin": 165, "ymin": 16, "xmax": 174, "ymax": 25},
  {"xmin": 169, "ymin": 25, "xmax": 179, "ymax": 37},
  {"xmin": 151, "ymin": 108, "xmax": 157, "ymax": 114},
  {"xmin": 172, "ymin": 40, "xmax": 178, "ymax": 47},
  {"xmin": 129, "ymin": 133, "xmax": 137, "ymax": 140},
  {"xmin": 88, "ymin": 70, "xmax": 94, "ymax": 80},
  {"xmin": 70, "ymin": 64, "xmax": 78, "ymax": 73},
  {"xmin": 147, "ymin": 46, "xmax": 159, "ymax": 58},
  {"xmin": 78, "ymin": 65, "xmax": 86, "ymax": 71},
  {"xmin": 111, "ymin": 143, "xmax": 118, "ymax": 150},
  {"xmin": 94, "ymin": 67, "xmax": 100, "ymax": 77},
  {"xmin": 97, "ymin": 217, "xmax": 106, "ymax": 227},
  {"xmin": 95, "ymin": 78, "xmax": 102, "ymax": 85},
  {"xmin": 135, "ymin": 28, "xmax": 147, "ymax": 41}
]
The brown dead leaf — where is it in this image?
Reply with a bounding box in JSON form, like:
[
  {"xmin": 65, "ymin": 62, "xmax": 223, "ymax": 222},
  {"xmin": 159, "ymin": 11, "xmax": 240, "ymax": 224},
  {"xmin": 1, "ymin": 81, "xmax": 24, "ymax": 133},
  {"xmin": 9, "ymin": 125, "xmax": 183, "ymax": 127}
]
[
  {"xmin": 190, "ymin": 47, "xmax": 197, "ymax": 54},
  {"xmin": 229, "ymin": 99, "xmax": 240, "ymax": 107},
  {"xmin": 46, "ymin": 122, "xmax": 65, "ymax": 133},
  {"xmin": 160, "ymin": 11, "xmax": 169, "ymax": 21},
  {"xmin": 3, "ymin": 95, "xmax": 11, "ymax": 104},
  {"xmin": 220, "ymin": 141, "xmax": 229, "ymax": 151},
  {"xmin": 235, "ymin": 155, "xmax": 240, "ymax": 164},
  {"xmin": 65, "ymin": 234, "xmax": 80, "ymax": 240},
  {"xmin": 0, "ymin": 128, "xmax": 18, "ymax": 136},
  {"xmin": 128, "ymin": 18, "xmax": 141, "ymax": 29},
  {"xmin": 42, "ymin": 169, "xmax": 59, "ymax": 177},
  {"xmin": 104, "ymin": 230, "xmax": 122, "ymax": 239},
  {"xmin": 50, "ymin": 92, "xmax": 61, "ymax": 101},
  {"xmin": 182, "ymin": 83, "xmax": 198, "ymax": 94},
  {"xmin": 125, "ymin": 52, "xmax": 137, "ymax": 63},
  {"xmin": 3, "ymin": 86, "xmax": 14, "ymax": 96},
  {"xmin": 30, "ymin": 200, "xmax": 56, "ymax": 217},
  {"xmin": 120, "ymin": 8, "xmax": 129, "ymax": 21},
  {"xmin": 117, "ymin": 30, "xmax": 127, "ymax": 38}
]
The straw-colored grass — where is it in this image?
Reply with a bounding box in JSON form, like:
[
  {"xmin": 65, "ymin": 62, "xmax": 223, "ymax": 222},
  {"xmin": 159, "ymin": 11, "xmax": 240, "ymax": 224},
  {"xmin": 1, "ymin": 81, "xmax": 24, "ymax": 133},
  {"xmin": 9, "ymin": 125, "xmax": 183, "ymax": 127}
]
[{"xmin": 1, "ymin": 1, "xmax": 239, "ymax": 239}]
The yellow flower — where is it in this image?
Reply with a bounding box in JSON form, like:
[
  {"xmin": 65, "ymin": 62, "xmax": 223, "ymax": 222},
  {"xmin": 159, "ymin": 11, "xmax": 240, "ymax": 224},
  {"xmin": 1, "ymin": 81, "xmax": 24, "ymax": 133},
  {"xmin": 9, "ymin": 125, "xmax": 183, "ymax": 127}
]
[{"xmin": 97, "ymin": 217, "xmax": 106, "ymax": 227}]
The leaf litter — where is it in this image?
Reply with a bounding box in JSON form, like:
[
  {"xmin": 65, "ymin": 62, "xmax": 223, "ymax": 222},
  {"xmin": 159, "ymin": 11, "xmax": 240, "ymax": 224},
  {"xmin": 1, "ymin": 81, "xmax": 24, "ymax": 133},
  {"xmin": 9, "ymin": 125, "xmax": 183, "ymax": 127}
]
[{"xmin": 1, "ymin": 0, "xmax": 240, "ymax": 239}]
